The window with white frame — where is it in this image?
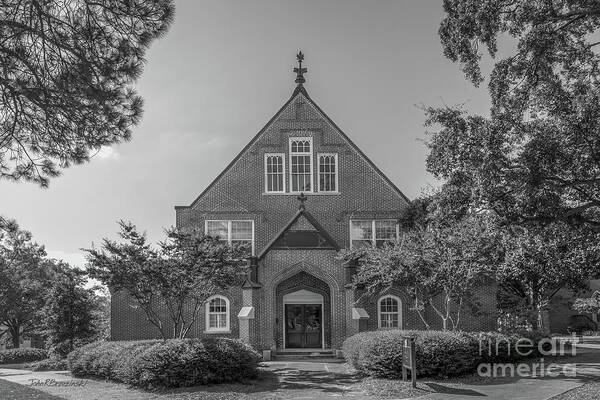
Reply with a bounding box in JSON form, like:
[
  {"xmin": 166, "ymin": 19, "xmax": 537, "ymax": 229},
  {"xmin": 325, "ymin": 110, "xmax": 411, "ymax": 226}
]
[
  {"xmin": 378, "ymin": 295, "xmax": 401, "ymax": 329},
  {"xmin": 289, "ymin": 138, "xmax": 313, "ymax": 192},
  {"xmin": 205, "ymin": 295, "xmax": 230, "ymax": 332},
  {"xmin": 318, "ymin": 153, "xmax": 338, "ymax": 192},
  {"xmin": 350, "ymin": 220, "xmax": 398, "ymax": 248},
  {"xmin": 265, "ymin": 153, "xmax": 285, "ymax": 193},
  {"xmin": 205, "ymin": 220, "xmax": 254, "ymax": 254}
]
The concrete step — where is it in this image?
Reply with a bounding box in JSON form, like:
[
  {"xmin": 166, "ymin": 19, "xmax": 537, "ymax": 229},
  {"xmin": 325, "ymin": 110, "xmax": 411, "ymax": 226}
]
[
  {"xmin": 273, "ymin": 350, "xmax": 337, "ymax": 361},
  {"xmin": 271, "ymin": 356, "xmax": 344, "ymax": 363}
]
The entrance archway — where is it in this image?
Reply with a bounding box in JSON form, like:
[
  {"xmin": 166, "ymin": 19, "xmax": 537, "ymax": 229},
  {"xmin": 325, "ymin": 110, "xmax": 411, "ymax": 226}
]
[{"xmin": 275, "ymin": 271, "xmax": 331, "ymax": 349}]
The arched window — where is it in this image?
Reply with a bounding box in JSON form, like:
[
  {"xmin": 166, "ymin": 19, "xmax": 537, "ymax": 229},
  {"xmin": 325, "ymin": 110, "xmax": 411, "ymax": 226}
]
[
  {"xmin": 205, "ymin": 295, "xmax": 230, "ymax": 332},
  {"xmin": 378, "ymin": 295, "xmax": 401, "ymax": 329}
]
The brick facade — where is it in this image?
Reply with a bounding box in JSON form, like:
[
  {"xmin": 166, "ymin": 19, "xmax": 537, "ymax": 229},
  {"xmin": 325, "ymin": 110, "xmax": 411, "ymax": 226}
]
[{"xmin": 111, "ymin": 78, "xmax": 497, "ymax": 349}]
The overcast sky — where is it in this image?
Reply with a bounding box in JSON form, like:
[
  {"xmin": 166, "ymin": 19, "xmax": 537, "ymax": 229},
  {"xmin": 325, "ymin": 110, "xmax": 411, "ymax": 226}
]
[{"xmin": 1, "ymin": 0, "xmax": 493, "ymax": 268}]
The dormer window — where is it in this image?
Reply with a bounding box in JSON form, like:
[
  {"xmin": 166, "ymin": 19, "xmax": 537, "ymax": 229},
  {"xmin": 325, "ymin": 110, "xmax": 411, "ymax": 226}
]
[{"xmin": 289, "ymin": 138, "xmax": 313, "ymax": 192}]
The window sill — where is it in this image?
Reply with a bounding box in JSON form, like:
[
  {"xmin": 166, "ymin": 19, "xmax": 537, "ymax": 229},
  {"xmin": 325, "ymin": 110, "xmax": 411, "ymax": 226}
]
[{"xmin": 204, "ymin": 330, "xmax": 231, "ymax": 334}]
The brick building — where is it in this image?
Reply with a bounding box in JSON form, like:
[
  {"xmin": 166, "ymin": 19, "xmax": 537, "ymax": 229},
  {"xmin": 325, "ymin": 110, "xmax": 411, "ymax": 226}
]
[{"xmin": 111, "ymin": 53, "xmax": 496, "ymax": 355}]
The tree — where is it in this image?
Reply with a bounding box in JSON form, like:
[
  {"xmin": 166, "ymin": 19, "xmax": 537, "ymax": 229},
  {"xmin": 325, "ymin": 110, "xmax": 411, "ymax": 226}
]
[
  {"xmin": 41, "ymin": 265, "xmax": 104, "ymax": 357},
  {"xmin": 339, "ymin": 189, "xmax": 500, "ymax": 331},
  {"xmin": 428, "ymin": 0, "xmax": 600, "ymax": 228},
  {"xmin": 0, "ymin": 218, "xmax": 53, "ymax": 347},
  {"xmin": 85, "ymin": 221, "xmax": 248, "ymax": 339},
  {"xmin": 498, "ymin": 223, "xmax": 600, "ymax": 332},
  {"xmin": 0, "ymin": 0, "xmax": 174, "ymax": 187}
]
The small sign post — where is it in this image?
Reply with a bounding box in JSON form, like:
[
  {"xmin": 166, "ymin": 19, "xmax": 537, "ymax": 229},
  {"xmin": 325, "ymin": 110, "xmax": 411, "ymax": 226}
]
[{"xmin": 402, "ymin": 336, "xmax": 417, "ymax": 388}]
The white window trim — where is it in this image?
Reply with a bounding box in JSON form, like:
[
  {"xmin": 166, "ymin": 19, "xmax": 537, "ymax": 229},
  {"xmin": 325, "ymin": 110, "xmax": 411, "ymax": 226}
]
[
  {"xmin": 349, "ymin": 219, "xmax": 399, "ymax": 248},
  {"xmin": 288, "ymin": 137, "xmax": 314, "ymax": 193},
  {"xmin": 205, "ymin": 295, "xmax": 230, "ymax": 333},
  {"xmin": 204, "ymin": 220, "xmax": 255, "ymax": 256},
  {"xmin": 264, "ymin": 153, "xmax": 286, "ymax": 193},
  {"xmin": 317, "ymin": 153, "xmax": 339, "ymax": 193},
  {"xmin": 378, "ymin": 294, "xmax": 402, "ymax": 330}
]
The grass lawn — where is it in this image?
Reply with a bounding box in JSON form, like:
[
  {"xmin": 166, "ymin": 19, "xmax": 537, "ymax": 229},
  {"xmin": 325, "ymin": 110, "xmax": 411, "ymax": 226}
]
[
  {"xmin": 356, "ymin": 376, "xmax": 429, "ymax": 398},
  {"xmin": 549, "ymin": 381, "xmax": 600, "ymax": 400},
  {"xmin": 0, "ymin": 378, "xmax": 65, "ymax": 400}
]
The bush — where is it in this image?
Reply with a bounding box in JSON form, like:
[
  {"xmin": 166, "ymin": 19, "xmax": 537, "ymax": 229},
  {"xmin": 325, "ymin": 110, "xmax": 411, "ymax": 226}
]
[
  {"xmin": 343, "ymin": 330, "xmax": 478, "ymax": 378},
  {"xmin": 343, "ymin": 330, "xmax": 548, "ymax": 378},
  {"xmin": 26, "ymin": 357, "xmax": 69, "ymax": 371},
  {"xmin": 475, "ymin": 331, "xmax": 547, "ymax": 363},
  {"xmin": 0, "ymin": 348, "xmax": 47, "ymax": 364},
  {"xmin": 68, "ymin": 338, "xmax": 261, "ymax": 388}
]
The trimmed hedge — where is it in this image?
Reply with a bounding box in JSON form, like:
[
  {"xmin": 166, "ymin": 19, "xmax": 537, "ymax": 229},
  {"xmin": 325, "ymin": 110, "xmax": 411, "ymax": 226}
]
[
  {"xmin": 0, "ymin": 348, "xmax": 47, "ymax": 364},
  {"xmin": 67, "ymin": 338, "xmax": 261, "ymax": 388},
  {"xmin": 343, "ymin": 330, "xmax": 547, "ymax": 378},
  {"xmin": 27, "ymin": 357, "xmax": 69, "ymax": 371}
]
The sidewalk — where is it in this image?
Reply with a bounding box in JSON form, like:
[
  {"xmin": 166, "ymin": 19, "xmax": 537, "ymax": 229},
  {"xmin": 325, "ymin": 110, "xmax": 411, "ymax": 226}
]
[
  {"xmin": 1, "ymin": 349, "xmax": 599, "ymax": 400},
  {"xmin": 261, "ymin": 359, "xmax": 597, "ymax": 400}
]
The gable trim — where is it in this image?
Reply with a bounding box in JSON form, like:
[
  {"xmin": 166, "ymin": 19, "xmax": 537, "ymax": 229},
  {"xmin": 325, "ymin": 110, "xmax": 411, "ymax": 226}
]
[
  {"xmin": 176, "ymin": 84, "xmax": 410, "ymax": 210},
  {"xmin": 177, "ymin": 91, "xmax": 299, "ymax": 210},
  {"xmin": 302, "ymin": 95, "xmax": 411, "ymax": 204},
  {"xmin": 258, "ymin": 208, "xmax": 340, "ymax": 259}
]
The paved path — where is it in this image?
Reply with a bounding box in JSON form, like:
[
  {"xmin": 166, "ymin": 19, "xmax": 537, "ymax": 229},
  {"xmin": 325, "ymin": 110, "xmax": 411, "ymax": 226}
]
[
  {"xmin": 1, "ymin": 349, "xmax": 599, "ymax": 400},
  {"xmin": 260, "ymin": 361, "xmax": 368, "ymax": 399}
]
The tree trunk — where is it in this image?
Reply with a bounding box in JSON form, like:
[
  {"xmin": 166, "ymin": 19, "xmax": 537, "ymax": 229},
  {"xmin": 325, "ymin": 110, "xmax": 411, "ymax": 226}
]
[
  {"xmin": 536, "ymin": 307, "xmax": 550, "ymax": 334},
  {"xmin": 530, "ymin": 287, "xmax": 539, "ymax": 331},
  {"xmin": 10, "ymin": 325, "xmax": 20, "ymax": 348}
]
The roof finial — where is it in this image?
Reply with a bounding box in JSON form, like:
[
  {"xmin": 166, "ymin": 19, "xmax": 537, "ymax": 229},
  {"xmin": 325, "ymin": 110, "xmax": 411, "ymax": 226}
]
[
  {"xmin": 297, "ymin": 192, "xmax": 307, "ymax": 210},
  {"xmin": 294, "ymin": 51, "xmax": 307, "ymax": 84}
]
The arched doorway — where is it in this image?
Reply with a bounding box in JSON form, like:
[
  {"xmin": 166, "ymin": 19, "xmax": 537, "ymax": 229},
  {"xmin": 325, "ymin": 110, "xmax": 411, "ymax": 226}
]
[{"xmin": 275, "ymin": 271, "xmax": 331, "ymax": 349}]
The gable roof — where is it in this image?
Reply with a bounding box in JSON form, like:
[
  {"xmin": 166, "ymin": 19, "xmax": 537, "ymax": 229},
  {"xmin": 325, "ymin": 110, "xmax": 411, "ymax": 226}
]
[
  {"xmin": 257, "ymin": 207, "xmax": 340, "ymax": 259},
  {"xmin": 175, "ymin": 84, "xmax": 410, "ymax": 210}
]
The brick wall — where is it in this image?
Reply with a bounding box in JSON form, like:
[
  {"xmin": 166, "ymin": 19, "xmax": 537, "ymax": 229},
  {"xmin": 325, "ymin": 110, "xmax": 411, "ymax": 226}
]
[
  {"xmin": 113, "ymin": 85, "xmax": 493, "ymax": 347},
  {"xmin": 356, "ymin": 284, "xmax": 497, "ymax": 333},
  {"xmin": 110, "ymin": 287, "xmax": 243, "ymax": 341},
  {"xmin": 258, "ymin": 249, "xmax": 347, "ymax": 350},
  {"xmin": 174, "ymin": 90, "xmax": 409, "ymax": 253}
]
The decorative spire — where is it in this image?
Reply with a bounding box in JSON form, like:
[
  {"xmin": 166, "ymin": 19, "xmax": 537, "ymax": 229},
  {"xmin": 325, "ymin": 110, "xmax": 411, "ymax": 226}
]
[
  {"xmin": 293, "ymin": 51, "xmax": 307, "ymax": 84},
  {"xmin": 297, "ymin": 192, "xmax": 307, "ymax": 210}
]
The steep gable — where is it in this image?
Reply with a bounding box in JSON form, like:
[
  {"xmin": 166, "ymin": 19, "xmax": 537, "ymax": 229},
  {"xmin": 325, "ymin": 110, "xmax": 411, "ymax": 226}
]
[
  {"xmin": 177, "ymin": 85, "xmax": 408, "ymax": 211},
  {"xmin": 175, "ymin": 74, "xmax": 411, "ymax": 251}
]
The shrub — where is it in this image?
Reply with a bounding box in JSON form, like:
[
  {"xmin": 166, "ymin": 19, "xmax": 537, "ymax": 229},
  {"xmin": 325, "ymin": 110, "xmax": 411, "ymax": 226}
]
[
  {"xmin": 343, "ymin": 330, "xmax": 478, "ymax": 378},
  {"xmin": 0, "ymin": 348, "xmax": 47, "ymax": 364},
  {"xmin": 475, "ymin": 331, "xmax": 547, "ymax": 363},
  {"xmin": 343, "ymin": 330, "xmax": 548, "ymax": 378},
  {"xmin": 68, "ymin": 338, "xmax": 261, "ymax": 388},
  {"xmin": 27, "ymin": 357, "xmax": 69, "ymax": 371}
]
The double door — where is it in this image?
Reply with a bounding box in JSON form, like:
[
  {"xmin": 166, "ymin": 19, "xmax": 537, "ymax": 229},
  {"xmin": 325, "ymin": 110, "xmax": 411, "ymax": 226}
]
[{"xmin": 284, "ymin": 304, "xmax": 322, "ymax": 348}]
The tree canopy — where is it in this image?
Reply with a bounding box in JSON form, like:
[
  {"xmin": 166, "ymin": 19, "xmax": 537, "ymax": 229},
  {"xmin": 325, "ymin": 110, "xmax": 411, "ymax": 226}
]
[
  {"xmin": 41, "ymin": 266, "xmax": 106, "ymax": 357},
  {"xmin": 85, "ymin": 221, "xmax": 249, "ymax": 339},
  {"xmin": 0, "ymin": 0, "xmax": 174, "ymax": 186},
  {"xmin": 498, "ymin": 222, "xmax": 600, "ymax": 331},
  {"xmin": 340, "ymin": 188, "xmax": 500, "ymax": 331},
  {"xmin": 429, "ymin": 0, "xmax": 600, "ymax": 228},
  {"xmin": 0, "ymin": 217, "xmax": 106, "ymax": 349},
  {"xmin": 0, "ymin": 218, "xmax": 52, "ymax": 347}
]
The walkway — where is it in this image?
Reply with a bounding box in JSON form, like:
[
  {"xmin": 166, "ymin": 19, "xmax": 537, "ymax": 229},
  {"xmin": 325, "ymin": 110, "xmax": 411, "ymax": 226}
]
[{"xmin": 0, "ymin": 347, "xmax": 599, "ymax": 400}]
